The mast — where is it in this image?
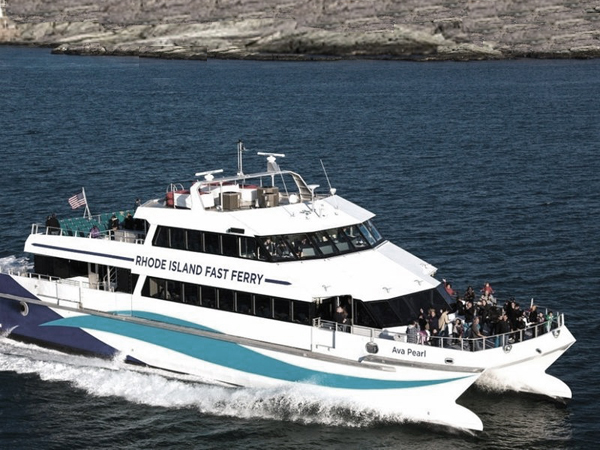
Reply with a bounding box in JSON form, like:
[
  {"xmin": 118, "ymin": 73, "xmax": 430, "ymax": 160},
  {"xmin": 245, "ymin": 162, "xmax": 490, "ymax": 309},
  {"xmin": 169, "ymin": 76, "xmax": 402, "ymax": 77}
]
[{"xmin": 81, "ymin": 187, "xmax": 92, "ymax": 219}]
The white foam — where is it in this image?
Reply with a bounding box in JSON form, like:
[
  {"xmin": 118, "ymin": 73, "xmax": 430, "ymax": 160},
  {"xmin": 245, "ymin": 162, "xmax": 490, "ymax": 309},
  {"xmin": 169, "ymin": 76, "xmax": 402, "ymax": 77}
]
[
  {"xmin": 0, "ymin": 255, "xmax": 32, "ymax": 273},
  {"xmin": 0, "ymin": 338, "xmax": 416, "ymax": 428}
]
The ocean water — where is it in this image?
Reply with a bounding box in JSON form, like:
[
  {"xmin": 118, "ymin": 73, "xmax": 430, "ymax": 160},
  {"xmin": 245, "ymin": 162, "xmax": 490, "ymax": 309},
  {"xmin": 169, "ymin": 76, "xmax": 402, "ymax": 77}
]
[{"xmin": 0, "ymin": 46, "xmax": 599, "ymax": 449}]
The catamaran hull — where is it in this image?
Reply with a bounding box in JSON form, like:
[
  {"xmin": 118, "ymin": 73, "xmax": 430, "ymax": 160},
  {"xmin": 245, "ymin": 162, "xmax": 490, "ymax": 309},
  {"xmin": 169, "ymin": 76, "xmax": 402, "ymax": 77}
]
[{"xmin": 0, "ymin": 281, "xmax": 482, "ymax": 431}]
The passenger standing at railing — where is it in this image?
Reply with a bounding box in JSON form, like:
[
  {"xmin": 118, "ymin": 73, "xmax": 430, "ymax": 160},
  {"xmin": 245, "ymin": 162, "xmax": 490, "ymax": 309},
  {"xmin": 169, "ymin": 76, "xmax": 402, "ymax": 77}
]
[
  {"xmin": 45, "ymin": 213, "xmax": 60, "ymax": 235},
  {"xmin": 494, "ymin": 314, "xmax": 510, "ymax": 347},
  {"xmin": 464, "ymin": 301, "xmax": 475, "ymax": 328},
  {"xmin": 438, "ymin": 308, "xmax": 450, "ymax": 337},
  {"xmin": 452, "ymin": 318, "xmax": 464, "ymax": 345},
  {"xmin": 427, "ymin": 308, "xmax": 440, "ymax": 345},
  {"xmin": 470, "ymin": 316, "xmax": 484, "ymax": 351},
  {"xmin": 545, "ymin": 311, "xmax": 555, "ymax": 333},
  {"xmin": 407, "ymin": 320, "xmax": 419, "ymax": 344}
]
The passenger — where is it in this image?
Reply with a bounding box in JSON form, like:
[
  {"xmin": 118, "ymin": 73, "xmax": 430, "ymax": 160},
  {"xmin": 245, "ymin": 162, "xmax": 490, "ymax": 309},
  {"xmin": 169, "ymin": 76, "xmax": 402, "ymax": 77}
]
[
  {"xmin": 545, "ymin": 311, "xmax": 554, "ymax": 333},
  {"xmin": 109, "ymin": 214, "xmax": 120, "ymax": 231},
  {"xmin": 455, "ymin": 296, "xmax": 466, "ymax": 316},
  {"xmin": 123, "ymin": 213, "xmax": 135, "ymax": 230},
  {"xmin": 470, "ymin": 316, "xmax": 484, "ymax": 351},
  {"xmin": 407, "ymin": 320, "xmax": 420, "ymax": 344},
  {"xmin": 260, "ymin": 237, "xmax": 276, "ymax": 259},
  {"xmin": 46, "ymin": 213, "xmax": 60, "ymax": 235},
  {"xmin": 481, "ymin": 282, "xmax": 494, "ymax": 296},
  {"xmin": 464, "ymin": 286, "xmax": 475, "ymax": 303},
  {"xmin": 527, "ymin": 304, "xmax": 539, "ymax": 325},
  {"xmin": 509, "ymin": 302, "xmax": 524, "ymax": 332},
  {"xmin": 417, "ymin": 308, "xmax": 427, "ymax": 332},
  {"xmin": 89, "ymin": 225, "xmax": 100, "ymax": 238},
  {"xmin": 334, "ymin": 305, "xmax": 348, "ymax": 328},
  {"xmin": 443, "ymin": 279, "xmax": 456, "ymax": 297},
  {"xmin": 452, "ymin": 318, "xmax": 464, "ymax": 345},
  {"xmin": 494, "ymin": 314, "xmax": 511, "ymax": 347},
  {"xmin": 438, "ymin": 308, "xmax": 450, "ymax": 338},
  {"xmin": 427, "ymin": 308, "xmax": 440, "ymax": 346},
  {"xmin": 477, "ymin": 298, "xmax": 492, "ymax": 333},
  {"xmin": 535, "ymin": 311, "xmax": 546, "ymax": 334},
  {"xmin": 419, "ymin": 322, "xmax": 430, "ymax": 345},
  {"xmin": 464, "ymin": 301, "xmax": 475, "ymax": 327}
]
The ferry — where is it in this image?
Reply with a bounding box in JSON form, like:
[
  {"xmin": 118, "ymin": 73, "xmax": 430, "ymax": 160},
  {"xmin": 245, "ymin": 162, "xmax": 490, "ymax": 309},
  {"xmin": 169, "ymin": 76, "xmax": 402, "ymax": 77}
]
[{"xmin": 0, "ymin": 143, "xmax": 575, "ymax": 431}]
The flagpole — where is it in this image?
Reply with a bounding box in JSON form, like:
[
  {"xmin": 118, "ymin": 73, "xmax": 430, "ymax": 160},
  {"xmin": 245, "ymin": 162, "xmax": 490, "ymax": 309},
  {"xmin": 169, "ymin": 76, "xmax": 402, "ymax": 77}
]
[{"xmin": 82, "ymin": 187, "xmax": 91, "ymax": 219}]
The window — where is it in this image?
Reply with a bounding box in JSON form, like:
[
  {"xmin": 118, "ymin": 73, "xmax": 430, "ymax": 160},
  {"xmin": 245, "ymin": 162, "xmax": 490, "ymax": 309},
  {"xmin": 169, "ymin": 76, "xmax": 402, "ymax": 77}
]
[
  {"xmin": 219, "ymin": 289, "xmax": 235, "ymax": 311},
  {"xmin": 201, "ymin": 285, "xmax": 217, "ymax": 308},
  {"xmin": 221, "ymin": 234, "xmax": 238, "ymax": 257},
  {"xmin": 236, "ymin": 291, "xmax": 253, "ymax": 314},
  {"xmin": 292, "ymin": 301, "xmax": 311, "ymax": 324},
  {"xmin": 187, "ymin": 230, "xmax": 203, "ymax": 252},
  {"xmin": 150, "ymin": 222, "xmax": 382, "ymax": 263},
  {"xmin": 204, "ymin": 232, "xmax": 220, "ymax": 255},
  {"xmin": 141, "ymin": 277, "xmax": 317, "ymax": 327},
  {"xmin": 183, "ymin": 282, "xmax": 200, "ymax": 305},
  {"xmin": 357, "ymin": 222, "xmax": 377, "ymax": 246},
  {"xmin": 274, "ymin": 298, "xmax": 290, "ymax": 321},
  {"xmin": 170, "ymin": 228, "xmax": 186, "ymax": 250},
  {"xmin": 166, "ymin": 280, "xmax": 182, "ymax": 302},
  {"xmin": 312, "ymin": 230, "xmax": 336, "ymax": 256},
  {"xmin": 240, "ymin": 237, "xmax": 258, "ymax": 259},
  {"xmin": 255, "ymin": 295, "xmax": 272, "ymax": 318},
  {"xmin": 153, "ymin": 226, "xmax": 169, "ymax": 248}
]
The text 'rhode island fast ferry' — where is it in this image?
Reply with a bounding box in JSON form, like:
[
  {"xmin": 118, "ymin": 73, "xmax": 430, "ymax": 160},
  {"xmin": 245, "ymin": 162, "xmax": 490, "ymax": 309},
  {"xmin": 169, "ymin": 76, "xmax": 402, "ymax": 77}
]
[{"xmin": 0, "ymin": 143, "xmax": 575, "ymax": 432}]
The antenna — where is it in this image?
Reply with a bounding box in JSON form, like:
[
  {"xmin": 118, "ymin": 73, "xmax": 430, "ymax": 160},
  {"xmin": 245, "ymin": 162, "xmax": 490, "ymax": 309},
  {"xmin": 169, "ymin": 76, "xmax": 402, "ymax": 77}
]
[
  {"xmin": 195, "ymin": 169, "xmax": 223, "ymax": 182},
  {"xmin": 257, "ymin": 152, "xmax": 285, "ymax": 173},
  {"xmin": 320, "ymin": 159, "xmax": 336, "ymax": 196},
  {"xmin": 237, "ymin": 140, "xmax": 246, "ymax": 176}
]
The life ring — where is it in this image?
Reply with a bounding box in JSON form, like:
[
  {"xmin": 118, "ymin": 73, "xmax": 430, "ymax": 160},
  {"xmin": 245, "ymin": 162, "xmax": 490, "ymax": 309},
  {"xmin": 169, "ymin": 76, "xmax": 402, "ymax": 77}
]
[
  {"xmin": 19, "ymin": 301, "xmax": 29, "ymax": 316},
  {"xmin": 503, "ymin": 344, "xmax": 512, "ymax": 353}
]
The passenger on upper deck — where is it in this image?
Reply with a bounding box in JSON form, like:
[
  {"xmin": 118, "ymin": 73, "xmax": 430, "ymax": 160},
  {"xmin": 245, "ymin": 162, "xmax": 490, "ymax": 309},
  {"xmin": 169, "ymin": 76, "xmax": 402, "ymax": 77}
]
[
  {"xmin": 45, "ymin": 213, "xmax": 60, "ymax": 235},
  {"xmin": 443, "ymin": 279, "xmax": 456, "ymax": 298},
  {"xmin": 481, "ymin": 282, "xmax": 494, "ymax": 296},
  {"xmin": 109, "ymin": 214, "xmax": 120, "ymax": 231},
  {"xmin": 123, "ymin": 213, "xmax": 135, "ymax": 230}
]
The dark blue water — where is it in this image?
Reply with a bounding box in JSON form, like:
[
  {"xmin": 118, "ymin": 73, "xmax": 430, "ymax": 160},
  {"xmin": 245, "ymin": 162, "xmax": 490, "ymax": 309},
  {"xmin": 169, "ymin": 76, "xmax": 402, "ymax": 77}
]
[{"xmin": 1, "ymin": 46, "xmax": 599, "ymax": 449}]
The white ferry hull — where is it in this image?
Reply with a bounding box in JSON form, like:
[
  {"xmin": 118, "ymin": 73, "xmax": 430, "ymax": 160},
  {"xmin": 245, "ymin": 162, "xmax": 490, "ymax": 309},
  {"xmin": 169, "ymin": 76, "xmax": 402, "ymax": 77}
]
[{"xmin": 1, "ymin": 273, "xmax": 483, "ymax": 430}]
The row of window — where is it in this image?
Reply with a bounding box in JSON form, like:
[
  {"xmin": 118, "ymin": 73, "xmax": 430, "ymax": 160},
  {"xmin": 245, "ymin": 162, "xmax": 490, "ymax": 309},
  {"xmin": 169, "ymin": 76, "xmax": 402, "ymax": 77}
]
[
  {"xmin": 152, "ymin": 220, "xmax": 384, "ymax": 262},
  {"xmin": 142, "ymin": 276, "xmax": 315, "ymax": 324}
]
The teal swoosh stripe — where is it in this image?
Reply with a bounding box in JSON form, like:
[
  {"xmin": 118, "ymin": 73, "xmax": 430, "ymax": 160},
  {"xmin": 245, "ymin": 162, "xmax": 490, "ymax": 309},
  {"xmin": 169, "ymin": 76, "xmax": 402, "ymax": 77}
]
[{"xmin": 42, "ymin": 313, "xmax": 469, "ymax": 390}]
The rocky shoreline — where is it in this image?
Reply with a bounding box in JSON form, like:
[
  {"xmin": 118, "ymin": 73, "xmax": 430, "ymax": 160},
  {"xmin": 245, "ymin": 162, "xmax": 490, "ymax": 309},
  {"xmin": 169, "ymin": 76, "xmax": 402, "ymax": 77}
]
[{"xmin": 2, "ymin": 1, "xmax": 600, "ymax": 61}]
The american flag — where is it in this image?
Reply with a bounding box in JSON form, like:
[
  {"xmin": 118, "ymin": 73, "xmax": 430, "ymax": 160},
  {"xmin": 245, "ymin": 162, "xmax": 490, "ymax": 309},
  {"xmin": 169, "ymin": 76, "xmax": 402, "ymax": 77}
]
[{"xmin": 68, "ymin": 191, "xmax": 86, "ymax": 209}]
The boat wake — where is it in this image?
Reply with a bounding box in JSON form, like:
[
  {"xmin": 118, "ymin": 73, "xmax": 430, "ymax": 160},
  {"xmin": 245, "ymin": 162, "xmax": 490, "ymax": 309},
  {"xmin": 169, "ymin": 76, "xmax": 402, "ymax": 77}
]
[
  {"xmin": 0, "ymin": 255, "xmax": 32, "ymax": 273},
  {"xmin": 0, "ymin": 337, "xmax": 425, "ymax": 429}
]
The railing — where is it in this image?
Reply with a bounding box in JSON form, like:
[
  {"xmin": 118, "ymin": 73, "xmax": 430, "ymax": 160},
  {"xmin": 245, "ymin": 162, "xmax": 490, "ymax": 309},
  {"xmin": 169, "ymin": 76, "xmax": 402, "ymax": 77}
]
[
  {"xmin": 31, "ymin": 223, "xmax": 145, "ymax": 244},
  {"xmin": 313, "ymin": 314, "xmax": 564, "ymax": 352},
  {"xmin": 5, "ymin": 269, "xmax": 60, "ymax": 284}
]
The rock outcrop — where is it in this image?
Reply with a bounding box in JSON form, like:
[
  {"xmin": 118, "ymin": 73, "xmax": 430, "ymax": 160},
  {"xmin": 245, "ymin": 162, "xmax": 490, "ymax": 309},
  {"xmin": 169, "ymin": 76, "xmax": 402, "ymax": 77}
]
[{"xmin": 1, "ymin": 1, "xmax": 599, "ymax": 61}]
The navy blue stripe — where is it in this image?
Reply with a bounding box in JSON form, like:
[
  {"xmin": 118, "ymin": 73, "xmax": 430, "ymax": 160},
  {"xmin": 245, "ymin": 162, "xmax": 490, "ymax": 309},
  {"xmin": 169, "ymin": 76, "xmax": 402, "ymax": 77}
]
[
  {"xmin": 264, "ymin": 278, "xmax": 291, "ymax": 286},
  {"xmin": 32, "ymin": 243, "xmax": 134, "ymax": 262}
]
